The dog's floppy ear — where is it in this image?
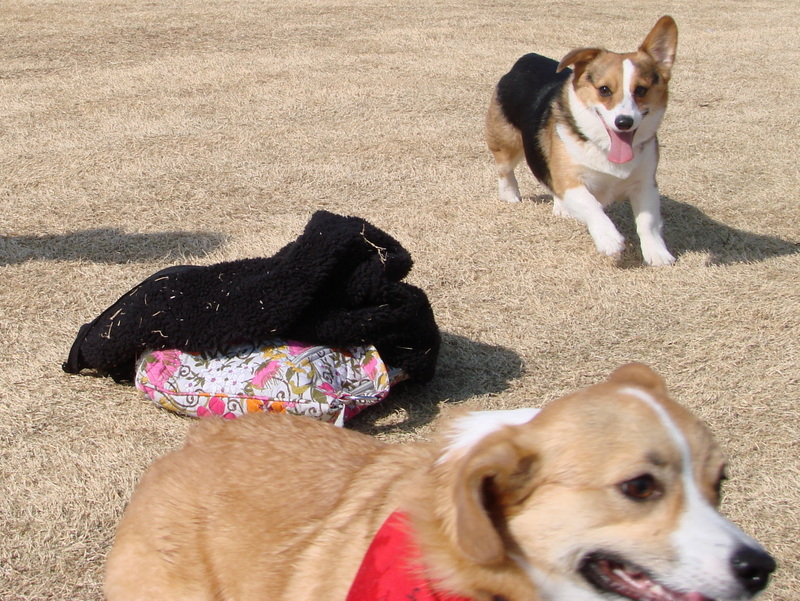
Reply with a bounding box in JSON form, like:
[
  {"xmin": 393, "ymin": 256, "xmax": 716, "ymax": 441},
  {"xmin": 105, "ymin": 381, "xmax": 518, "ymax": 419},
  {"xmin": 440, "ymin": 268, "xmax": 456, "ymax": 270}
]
[
  {"xmin": 557, "ymin": 47, "xmax": 602, "ymax": 74},
  {"xmin": 446, "ymin": 431, "xmax": 538, "ymax": 565},
  {"xmin": 607, "ymin": 362, "xmax": 667, "ymax": 395},
  {"xmin": 640, "ymin": 15, "xmax": 678, "ymax": 78}
]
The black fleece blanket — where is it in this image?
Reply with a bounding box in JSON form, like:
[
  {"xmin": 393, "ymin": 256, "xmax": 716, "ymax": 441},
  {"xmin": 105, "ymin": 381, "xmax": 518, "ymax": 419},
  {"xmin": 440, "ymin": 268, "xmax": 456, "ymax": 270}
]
[{"xmin": 63, "ymin": 211, "xmax": 440, "ymax": 383}]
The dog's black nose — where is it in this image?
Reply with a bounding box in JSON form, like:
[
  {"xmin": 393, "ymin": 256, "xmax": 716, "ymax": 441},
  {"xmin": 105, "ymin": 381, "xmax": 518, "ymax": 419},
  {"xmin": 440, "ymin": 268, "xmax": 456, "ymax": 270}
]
[
  {"xmin": 615, "ymin": 115, "xmax": 635, "ymax": 130},
  {"xmin": 731, "ymin": 546, "xmax": 776, "ymax": 594}
]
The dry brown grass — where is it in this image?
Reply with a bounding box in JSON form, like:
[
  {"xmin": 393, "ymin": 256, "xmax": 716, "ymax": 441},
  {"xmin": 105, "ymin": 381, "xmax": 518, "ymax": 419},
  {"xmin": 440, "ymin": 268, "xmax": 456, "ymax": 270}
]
[{"xmin": 1, "ymin": 1, "xmax": 798, "ymax": 599}]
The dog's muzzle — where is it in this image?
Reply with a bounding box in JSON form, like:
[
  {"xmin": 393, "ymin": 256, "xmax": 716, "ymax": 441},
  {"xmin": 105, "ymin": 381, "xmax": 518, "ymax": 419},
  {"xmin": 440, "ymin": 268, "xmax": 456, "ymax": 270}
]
[{"xmin": 579, "ymin": 546, "xmax": 776, "ymax": 601}]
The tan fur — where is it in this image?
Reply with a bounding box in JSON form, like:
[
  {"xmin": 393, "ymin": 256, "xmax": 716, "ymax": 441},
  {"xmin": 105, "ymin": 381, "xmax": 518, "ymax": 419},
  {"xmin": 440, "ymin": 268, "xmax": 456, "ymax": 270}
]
[
  {"xmin": 105, "ymin": 364, "xmax": 726, "ymax": 601},
  {"xmin": 485, "ymin": 89, "xmax": 524, "ymax": 185},
  {"xmin": 541, "ymin": 111, "xmax": 583, "ymax": 199}
]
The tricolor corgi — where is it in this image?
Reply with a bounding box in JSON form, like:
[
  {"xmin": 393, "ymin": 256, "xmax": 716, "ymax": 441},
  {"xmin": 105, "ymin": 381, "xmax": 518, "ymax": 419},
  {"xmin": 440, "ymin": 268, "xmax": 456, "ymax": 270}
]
[
  {"xmin": 104, "ymin": 363, "xmax": 776, "ymax": 601},
  {"xmin": 486, "ymin": 16, "xmax": 679, "ymax": 265}
]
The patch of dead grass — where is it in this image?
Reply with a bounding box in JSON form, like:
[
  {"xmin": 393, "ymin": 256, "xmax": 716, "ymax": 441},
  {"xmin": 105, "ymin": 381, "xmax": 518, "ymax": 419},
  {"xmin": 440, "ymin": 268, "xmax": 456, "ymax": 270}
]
[{"xmin": 1, "ymin": 1, "xmax": 798, "ymax": 599}]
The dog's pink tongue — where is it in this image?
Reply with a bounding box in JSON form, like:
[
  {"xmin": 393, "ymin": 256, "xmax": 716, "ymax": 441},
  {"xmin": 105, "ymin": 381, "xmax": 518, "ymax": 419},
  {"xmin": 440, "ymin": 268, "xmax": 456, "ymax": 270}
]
[{"xmin": 606, "ymin": 128, "xmax": 635, "ymax": 163}]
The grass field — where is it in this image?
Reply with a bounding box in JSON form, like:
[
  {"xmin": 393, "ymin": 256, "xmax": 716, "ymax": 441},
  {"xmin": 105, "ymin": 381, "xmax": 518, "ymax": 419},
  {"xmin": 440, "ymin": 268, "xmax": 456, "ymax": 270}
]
[{"xmin": 1, "ymin": 1, "xmax": 798, "ymax": 599}]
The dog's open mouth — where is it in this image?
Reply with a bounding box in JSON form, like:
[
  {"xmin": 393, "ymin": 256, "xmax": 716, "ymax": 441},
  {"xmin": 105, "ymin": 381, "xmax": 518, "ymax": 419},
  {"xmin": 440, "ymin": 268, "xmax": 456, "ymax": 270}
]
[{"xmin": 579, "ymin": 553, "xmax": 712, "ymax": 601}]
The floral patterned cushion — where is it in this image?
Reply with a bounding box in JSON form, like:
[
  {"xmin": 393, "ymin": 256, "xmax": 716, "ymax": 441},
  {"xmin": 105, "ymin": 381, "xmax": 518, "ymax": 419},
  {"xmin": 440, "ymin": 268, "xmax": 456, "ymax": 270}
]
[{"xmin": 134, "ymin": 340, "xmax": 402, "ymax": 426}]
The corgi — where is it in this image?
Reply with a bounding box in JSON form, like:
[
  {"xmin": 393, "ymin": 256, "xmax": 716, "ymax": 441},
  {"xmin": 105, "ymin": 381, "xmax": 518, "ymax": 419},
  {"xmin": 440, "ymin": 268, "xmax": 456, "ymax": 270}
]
[
  {"xmin": 486, "ymin": 16, "xmax": 679, "ymax": 266},
  {"xmin": 104, "ymin": 363, "xmax": 775, "ymax": 601}
]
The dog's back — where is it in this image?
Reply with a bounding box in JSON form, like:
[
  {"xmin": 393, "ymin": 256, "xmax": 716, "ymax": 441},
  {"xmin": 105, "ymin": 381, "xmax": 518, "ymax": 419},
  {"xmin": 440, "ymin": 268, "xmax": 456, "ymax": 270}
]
[
  {"xmin": 495, "ymin": 54, "xmax": 567, "ymax": 131},
  {"xmin": 104, "ymin": 414, "xmax": 430, "ymax": 601}
]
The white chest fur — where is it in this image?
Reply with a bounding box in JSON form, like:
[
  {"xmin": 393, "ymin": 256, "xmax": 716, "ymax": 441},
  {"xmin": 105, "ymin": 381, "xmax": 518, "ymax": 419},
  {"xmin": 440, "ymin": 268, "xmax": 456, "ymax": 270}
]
[{"xmin": 556, "ymin": 123, "xmax": 657, "ymax": 205}]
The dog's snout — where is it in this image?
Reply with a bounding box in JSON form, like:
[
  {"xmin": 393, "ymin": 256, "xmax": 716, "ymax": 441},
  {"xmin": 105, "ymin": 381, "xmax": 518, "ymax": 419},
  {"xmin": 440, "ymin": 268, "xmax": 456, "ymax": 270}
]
[
  {"xmin": 731, "ymin": 546, "xmax": 776, "ymax": 594},
  {"xmin": 614, "ymin": 115, "xmax": 635, "ymax": 131}
]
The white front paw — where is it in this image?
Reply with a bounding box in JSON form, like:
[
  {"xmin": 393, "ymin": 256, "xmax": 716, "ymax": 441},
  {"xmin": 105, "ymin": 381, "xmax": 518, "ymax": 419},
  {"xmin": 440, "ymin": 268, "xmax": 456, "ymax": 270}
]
[
  {"xmin": 590, "ymin": 226, "xmax": 626, "ymax": 256},
  {"xmin": 553, "ymin": 198, "xmax": 571, "ymax": 218},
  {"xmin": 641, "ymin": 241, "xmax": 676, "ymax": 266}
]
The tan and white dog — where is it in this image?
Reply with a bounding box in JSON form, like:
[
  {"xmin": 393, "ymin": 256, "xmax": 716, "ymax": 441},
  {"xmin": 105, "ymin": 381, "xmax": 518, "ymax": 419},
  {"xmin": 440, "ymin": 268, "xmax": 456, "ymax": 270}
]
[
  {"xmin": 105, "ymin": 363, "xmax": 775, "ymax": 601},
  {"xmin": 485, "ymin": 17, "xmax": 679, "ymax": 265}
]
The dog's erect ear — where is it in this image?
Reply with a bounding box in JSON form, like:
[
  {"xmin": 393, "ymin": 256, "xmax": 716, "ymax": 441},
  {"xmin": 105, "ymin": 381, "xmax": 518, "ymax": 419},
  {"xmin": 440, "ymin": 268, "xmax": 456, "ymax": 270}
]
[
  {"xmin": 640, "ymin": 16, "xmax": 678, "ymax": 78},
  {"xmin": 557, "ymin": 47, "xmax": 602, "ymax": 75},
  {"xmin": 607, "ymin": 362, "xmax": 667, "ymax": 395},
  {"xmin": 448, "ymin": 433, "xmax": 538, "ymax": 565}
]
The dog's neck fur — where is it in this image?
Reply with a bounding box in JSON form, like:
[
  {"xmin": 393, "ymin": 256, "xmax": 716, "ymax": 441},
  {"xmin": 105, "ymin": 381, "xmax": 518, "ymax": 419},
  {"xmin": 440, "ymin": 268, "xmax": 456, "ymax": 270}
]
[{"xmin": 390, "ymin": 449, "xmax": 541, "ymax": 601}]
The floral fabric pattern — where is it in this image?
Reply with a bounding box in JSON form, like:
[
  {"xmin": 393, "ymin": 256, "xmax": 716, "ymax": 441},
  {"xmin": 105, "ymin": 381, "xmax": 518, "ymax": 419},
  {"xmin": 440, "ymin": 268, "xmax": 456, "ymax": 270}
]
[{"xmin": 135, "ymin": 340, "xmax": 400, "ymax": 426}]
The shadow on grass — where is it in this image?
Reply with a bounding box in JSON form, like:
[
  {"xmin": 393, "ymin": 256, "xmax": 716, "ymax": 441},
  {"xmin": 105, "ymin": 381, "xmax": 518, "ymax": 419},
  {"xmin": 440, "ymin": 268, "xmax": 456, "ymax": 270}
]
[
  {"xmin": 0, "ymin": 228, "xmax": 226, "ymax": 265},
  {"xmin": 349, "ymin": 332, "xmax": 523, "ymax": 436},
  {"xmin": 606, "ymin": 196, "xmax": 799, "ymax": 267},
  {"xmin": 522, "ymin": 193, "xmax": 553, "ymax": 204}
]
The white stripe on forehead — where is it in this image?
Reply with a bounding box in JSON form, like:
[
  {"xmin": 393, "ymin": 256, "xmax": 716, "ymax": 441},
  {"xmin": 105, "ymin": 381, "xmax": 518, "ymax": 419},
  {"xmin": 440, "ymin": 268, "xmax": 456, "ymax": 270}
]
[
  {"xmin": 619, "ymin": 385, "xmax": 693, "ymax": 467},
  {"xmin": 591, "ymin": 58, "xmax": 642, "ymax": 135},
  {"xmin": 623, "ymin": 60, "xmax": 635, "ymax": 92},
  {"xmin": 621, "ymin": 59, "xmax": 637, "ymax": 113}
]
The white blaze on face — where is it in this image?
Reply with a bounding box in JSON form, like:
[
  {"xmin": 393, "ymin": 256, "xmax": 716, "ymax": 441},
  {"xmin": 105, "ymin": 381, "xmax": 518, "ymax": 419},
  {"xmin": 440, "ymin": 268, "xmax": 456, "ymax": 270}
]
[
  {"xmin": 620, "ymin": 387, "xmax": 767, "ymax": 600},
  {"xmin": 593, "ymin": 60, "xmax": 643, "ymax": 132},
  {"xmin": 589, "ymin": 59, "xmax": 643, "ymax": 164},
  {"xmin": 619, "ymin": 60, "xmax": 641, "ymax": 123}
]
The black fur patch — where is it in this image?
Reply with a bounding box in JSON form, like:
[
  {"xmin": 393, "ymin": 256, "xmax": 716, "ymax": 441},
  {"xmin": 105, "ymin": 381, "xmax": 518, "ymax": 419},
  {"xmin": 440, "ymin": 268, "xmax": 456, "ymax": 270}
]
[{"xmin": 495, "ymin": 53, "xmax": 572, "ymax": 190}]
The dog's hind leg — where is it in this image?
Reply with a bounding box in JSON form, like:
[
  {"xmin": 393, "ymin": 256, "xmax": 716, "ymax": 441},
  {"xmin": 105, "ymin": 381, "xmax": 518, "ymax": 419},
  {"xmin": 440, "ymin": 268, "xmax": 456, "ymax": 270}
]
[
  {"xmin": 493, "ymin": 148, "xmax": 524, "ymax": 204},
  {"xmin": 486, "ymin": 92, "xmax": 524, "ymax": 203}
]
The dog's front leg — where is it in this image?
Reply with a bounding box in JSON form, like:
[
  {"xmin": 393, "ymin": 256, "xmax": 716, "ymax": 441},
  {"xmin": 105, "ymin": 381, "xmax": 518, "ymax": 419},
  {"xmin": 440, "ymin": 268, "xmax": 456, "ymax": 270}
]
[
  {"xmin": 555, "ymin": 186, "xmax": 625, "ymax": 256},
  {"xmin": 630, "ymin": 184, "xmax": 676, "ymax": 266}
]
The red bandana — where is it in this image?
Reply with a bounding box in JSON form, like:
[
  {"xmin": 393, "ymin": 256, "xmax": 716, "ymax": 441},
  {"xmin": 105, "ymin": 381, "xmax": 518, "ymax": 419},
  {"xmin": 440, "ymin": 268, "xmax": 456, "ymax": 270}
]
[{"xmin": 346, "ymin": 511, "xmax": 473, "ymax": 601}]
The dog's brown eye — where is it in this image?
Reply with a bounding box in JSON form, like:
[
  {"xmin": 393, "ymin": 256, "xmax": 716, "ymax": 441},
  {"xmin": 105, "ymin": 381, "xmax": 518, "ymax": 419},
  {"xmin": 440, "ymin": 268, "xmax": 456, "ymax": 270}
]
[
  {"xmin": 634, "ymin": 85, "xmax": 648, "ymax": 98},
  {"xmin": 598, "ymin": 86, "xmax": 612, "ymax": 97},
  {"xmin": 620, "ymin": 474, "xmax": 661, "ymax": 501}
]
